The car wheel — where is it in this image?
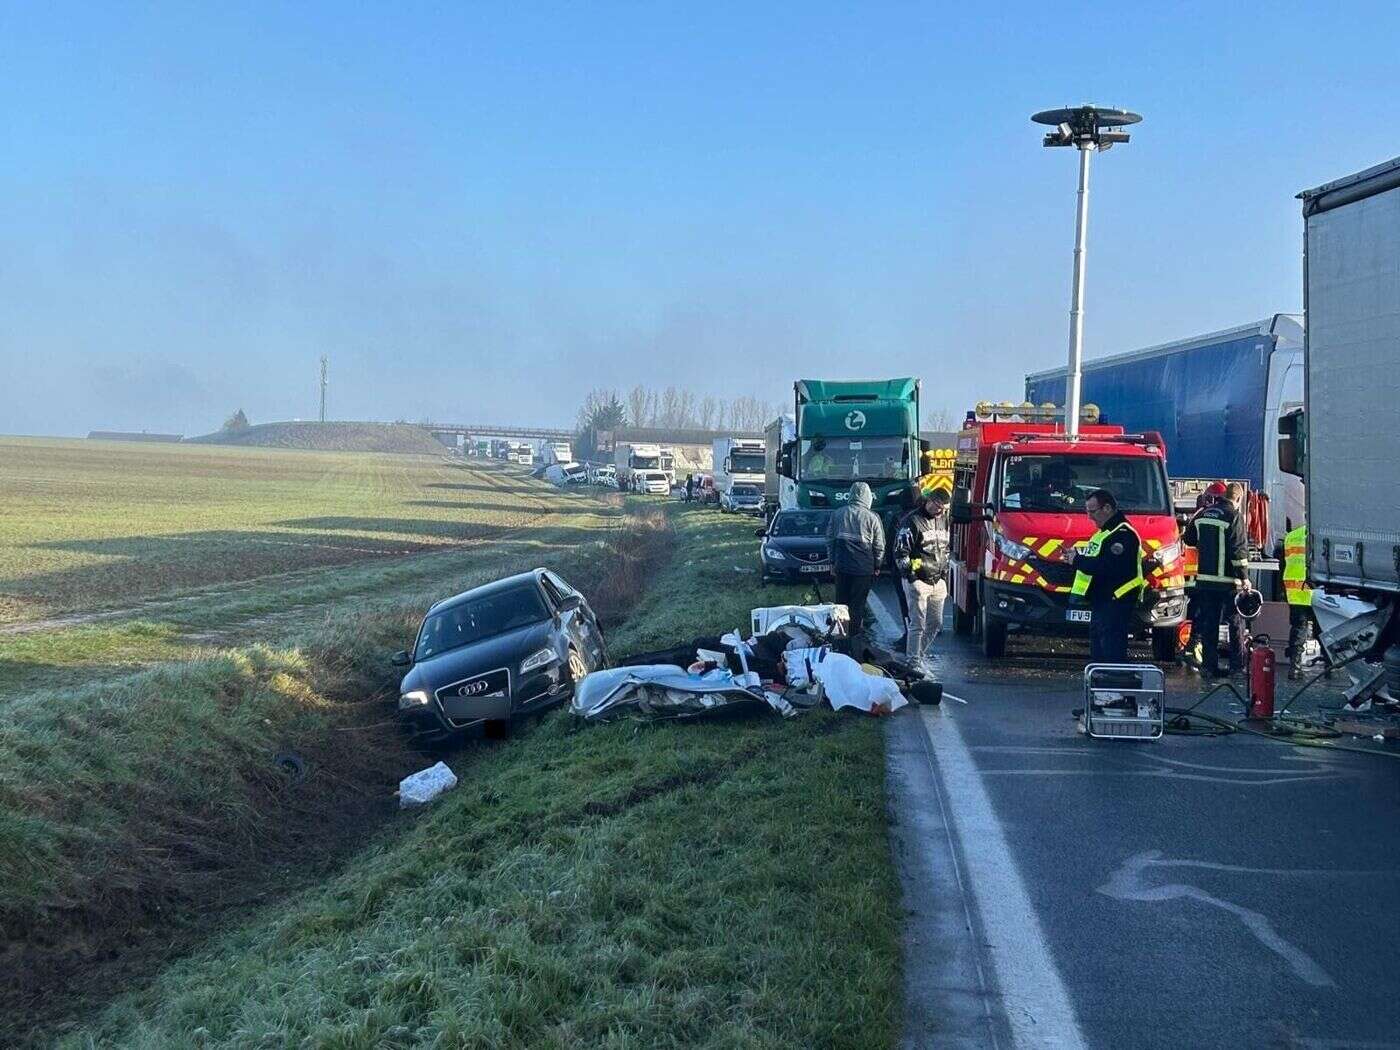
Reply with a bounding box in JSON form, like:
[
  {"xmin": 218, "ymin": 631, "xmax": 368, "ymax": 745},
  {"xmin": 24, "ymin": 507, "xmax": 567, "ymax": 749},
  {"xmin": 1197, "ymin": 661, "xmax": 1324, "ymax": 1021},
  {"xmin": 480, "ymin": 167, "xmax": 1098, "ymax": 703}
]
[{"xmin": 567, "ymin": 647, "xmax": 589, "ymax": 683}]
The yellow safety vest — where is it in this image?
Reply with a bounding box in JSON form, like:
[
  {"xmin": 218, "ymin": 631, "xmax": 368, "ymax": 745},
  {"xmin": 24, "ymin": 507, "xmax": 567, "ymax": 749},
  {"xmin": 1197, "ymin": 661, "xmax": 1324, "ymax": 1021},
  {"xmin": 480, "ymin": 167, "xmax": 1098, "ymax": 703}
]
[
  {"xmin": 1071, "ymin": 520, "xmax": 1145, "ymax": 600},
  {"xmin": 1283, "ymin": 524, "xmax": 1312, "ymax": 607}
]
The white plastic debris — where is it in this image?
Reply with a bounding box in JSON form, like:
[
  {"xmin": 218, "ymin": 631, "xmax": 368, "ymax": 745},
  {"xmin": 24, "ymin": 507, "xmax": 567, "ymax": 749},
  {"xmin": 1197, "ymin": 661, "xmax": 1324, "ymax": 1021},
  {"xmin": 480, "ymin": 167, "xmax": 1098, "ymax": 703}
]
[
  {"xmin": 783, "ymin": 646, "xmax": 908, "ymax": 715},
  {"xmin": 398, "ymin": 761, "xmax": 458, "ymax": 808}
]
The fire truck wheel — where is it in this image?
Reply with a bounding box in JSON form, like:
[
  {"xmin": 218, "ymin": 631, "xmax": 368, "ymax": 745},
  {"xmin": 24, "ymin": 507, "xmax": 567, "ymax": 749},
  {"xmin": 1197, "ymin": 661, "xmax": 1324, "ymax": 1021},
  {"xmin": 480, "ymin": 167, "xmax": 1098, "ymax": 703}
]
[
  {"xmin": 1151, "ymin": 627, "xmax": 1178, "ymax": 662},
  {"xmin": 979, "ymin": 605, "xmax": 1007, "ymax": 658},
  {"xmin": 953, "ymin": 601, "xmax": 975, "ymax": 636}
]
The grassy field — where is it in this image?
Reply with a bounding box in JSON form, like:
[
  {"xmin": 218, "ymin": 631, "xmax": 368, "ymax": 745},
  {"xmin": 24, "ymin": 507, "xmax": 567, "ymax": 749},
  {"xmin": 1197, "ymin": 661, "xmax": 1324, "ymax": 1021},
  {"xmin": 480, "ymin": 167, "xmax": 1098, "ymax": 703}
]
[
  {"xmin": 41, "ymin": 504, "xmax": 899, "ymax": 1049},
  {"xmin": 0, "ymin": 436, "xmax": 552, "ymax": 625},
  {"xmin": 1, "ymin": 441, "xmax": 901, "ymax": 1047}
]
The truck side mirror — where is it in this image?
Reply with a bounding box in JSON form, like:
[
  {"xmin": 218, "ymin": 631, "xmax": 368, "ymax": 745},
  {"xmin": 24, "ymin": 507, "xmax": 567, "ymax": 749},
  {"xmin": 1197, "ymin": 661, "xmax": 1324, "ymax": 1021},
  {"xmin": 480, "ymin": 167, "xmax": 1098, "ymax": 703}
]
[
  {"xmin": 1277, "ymin": 409, "xmax": 1305, "ymax": 479},
  {"xmin": 778, "ymin": 441, "xmax": 796, "ymax": 479},
  {"xmin": 949, "ymin": 488, "xmax": 989, "ymax": 525}
]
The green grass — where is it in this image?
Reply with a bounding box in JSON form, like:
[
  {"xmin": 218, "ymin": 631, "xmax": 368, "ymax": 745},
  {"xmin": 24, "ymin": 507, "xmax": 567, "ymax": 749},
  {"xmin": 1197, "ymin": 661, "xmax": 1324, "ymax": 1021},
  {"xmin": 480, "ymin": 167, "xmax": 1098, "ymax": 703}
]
[
  {"xmin": 0, "ymin": 437, "xmax": 559, "ymax": 625},
  {"xmin": 36, "ymin": 504, "xmax": 900, "ymax": 1049}
]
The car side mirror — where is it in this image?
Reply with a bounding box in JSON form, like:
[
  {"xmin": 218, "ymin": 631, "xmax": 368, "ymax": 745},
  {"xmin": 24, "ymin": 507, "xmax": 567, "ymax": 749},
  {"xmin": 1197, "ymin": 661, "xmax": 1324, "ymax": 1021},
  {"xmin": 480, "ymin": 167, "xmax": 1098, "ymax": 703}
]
[
  {"xmin": 949, "ymin": 489, "xmax": 989, "ymax": 524},
  {"xmin": 558, "ymin": 593, "xmax": 582, "ymax": 612},
  {"xmin": 390, "ymin": 650, "xmax": 412, "ymax": 667},
  {"xmin": 754, "ymin": 527, "xmax": 767, "ymax": 537}
]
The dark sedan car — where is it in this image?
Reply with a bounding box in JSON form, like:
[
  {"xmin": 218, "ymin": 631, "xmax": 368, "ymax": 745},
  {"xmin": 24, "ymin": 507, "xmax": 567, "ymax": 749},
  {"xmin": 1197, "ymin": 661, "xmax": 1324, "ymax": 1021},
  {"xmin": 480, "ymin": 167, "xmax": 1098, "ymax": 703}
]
[
  {"xmin": 391, "ymin": 568, "xmax": 606, "ymax": 738},
  {"xmin": 757, "ymin": 508, "xmax": 834, "ymax": 584}
]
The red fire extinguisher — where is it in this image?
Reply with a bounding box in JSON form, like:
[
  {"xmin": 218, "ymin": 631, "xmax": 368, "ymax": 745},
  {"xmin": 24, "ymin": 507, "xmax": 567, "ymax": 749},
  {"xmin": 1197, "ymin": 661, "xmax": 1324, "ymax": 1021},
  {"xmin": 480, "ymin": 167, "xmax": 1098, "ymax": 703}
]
[{"xmin": 1248, "ymin": 635, "xmax": 1276, "ymax": 719}]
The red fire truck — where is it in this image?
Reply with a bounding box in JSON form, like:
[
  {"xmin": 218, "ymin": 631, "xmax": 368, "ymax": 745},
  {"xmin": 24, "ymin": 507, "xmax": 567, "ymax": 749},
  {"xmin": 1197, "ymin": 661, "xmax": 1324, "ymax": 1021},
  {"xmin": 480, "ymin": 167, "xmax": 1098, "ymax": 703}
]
[{"xmin": 948, "ymin": 406, "xmax": 1187, "ymax": 659}]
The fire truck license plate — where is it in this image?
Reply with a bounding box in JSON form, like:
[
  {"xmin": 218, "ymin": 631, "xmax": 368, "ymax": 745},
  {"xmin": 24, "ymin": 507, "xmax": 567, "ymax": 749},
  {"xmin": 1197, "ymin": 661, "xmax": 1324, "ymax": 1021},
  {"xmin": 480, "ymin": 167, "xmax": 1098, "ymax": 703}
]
[{"xmin": 1066, "ymin": 609, "xmax": 1092, "ymax": 623}]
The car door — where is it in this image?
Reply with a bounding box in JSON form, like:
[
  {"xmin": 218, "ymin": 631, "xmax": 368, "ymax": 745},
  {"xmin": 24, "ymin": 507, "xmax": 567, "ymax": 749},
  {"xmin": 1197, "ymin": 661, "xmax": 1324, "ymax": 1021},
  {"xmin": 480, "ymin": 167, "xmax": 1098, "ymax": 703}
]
[{"xmin": 544, "ymin": 571, "xmax": 605, "ymax": 667}]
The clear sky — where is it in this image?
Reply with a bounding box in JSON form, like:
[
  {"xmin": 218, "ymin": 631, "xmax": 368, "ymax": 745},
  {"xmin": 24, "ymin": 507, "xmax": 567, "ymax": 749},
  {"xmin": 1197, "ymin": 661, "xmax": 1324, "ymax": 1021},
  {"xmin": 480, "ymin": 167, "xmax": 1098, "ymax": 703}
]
[{"xmin": 3, "ymin": 1, "xmax": 1399, "ymax": 436}]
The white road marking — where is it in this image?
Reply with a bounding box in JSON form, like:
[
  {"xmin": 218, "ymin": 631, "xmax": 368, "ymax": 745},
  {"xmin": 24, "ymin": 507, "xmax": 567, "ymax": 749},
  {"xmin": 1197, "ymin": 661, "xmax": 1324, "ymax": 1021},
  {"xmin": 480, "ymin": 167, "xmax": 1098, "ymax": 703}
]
[
  {"xmin": 943, "ymin": 692, "xmax": 969, "ymax": 704},
  {"xmin": 919, "ymin": 708, "xmax": 1088, "ymax": 1049},
  {"xmin": 1097, "ymin": 851, "xmax": 1337, "ymax": 987}
]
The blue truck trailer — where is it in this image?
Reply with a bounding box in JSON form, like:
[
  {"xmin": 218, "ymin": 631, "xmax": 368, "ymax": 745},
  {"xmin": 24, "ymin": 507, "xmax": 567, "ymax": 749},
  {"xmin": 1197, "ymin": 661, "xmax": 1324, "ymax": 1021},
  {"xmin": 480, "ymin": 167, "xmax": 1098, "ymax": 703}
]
[{"xmin": 1025, "ymin": 315, "xmax": 1304, "ymax": 544}]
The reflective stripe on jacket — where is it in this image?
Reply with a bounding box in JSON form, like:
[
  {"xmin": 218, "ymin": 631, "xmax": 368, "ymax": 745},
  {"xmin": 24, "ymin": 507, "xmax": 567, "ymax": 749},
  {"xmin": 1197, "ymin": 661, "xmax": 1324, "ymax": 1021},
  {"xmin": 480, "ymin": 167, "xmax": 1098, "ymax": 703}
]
[
  {"xmin": 1283, "ymin": 524, "xmax": 1313, "ymax": 607},
  {"xmin": 1070, "ymin": 516, "xmax": 1144, "ymax": 601},
  {"xmin": 1184, "ymin": 504, "xmax": 1248, "ymax": 588}
]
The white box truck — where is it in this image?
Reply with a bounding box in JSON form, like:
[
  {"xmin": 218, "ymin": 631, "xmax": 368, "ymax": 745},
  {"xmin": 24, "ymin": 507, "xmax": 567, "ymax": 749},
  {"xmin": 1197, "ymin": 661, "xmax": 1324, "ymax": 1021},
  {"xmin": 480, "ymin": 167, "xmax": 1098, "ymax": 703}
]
[
  {"xmin": 543, "ymin": 440, "xmax": 573, "ymax": 466},
  {"xmin": 1294, "ymin": 156, "xmax": 1400, "ymax": 694},
  {"xmin": 615, "ymin": 442, "xmax": 664, "ymax": 491},
  {"xmin": 712, "ymin": 437, "xmax": 766, "ymax": 513}
]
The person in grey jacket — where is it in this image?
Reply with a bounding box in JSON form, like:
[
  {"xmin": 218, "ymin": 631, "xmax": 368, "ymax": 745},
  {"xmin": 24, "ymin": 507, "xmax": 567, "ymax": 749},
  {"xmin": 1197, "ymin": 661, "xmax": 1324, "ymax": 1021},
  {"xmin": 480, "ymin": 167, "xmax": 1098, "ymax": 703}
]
[{"xmin": 826, "ymin": 481, "xmax": 886, "ymax": 659}]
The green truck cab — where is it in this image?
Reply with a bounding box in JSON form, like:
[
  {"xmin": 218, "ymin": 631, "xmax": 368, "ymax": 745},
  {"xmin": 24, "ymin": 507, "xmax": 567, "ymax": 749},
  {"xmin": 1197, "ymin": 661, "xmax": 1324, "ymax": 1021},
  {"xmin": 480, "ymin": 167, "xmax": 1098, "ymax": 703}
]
[{"xmin": 776, "ymin": 378, "xmax": 923, "ymax": 527}]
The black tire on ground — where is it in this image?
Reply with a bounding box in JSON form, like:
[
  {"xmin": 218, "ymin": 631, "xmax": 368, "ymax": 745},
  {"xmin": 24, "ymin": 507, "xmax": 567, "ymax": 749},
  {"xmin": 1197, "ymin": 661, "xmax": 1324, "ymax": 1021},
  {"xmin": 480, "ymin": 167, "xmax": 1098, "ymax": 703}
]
[
  {"xmin": 1152, "ymin": 626, "xmax": 1179, "ymax": 662},
  {"xmin": 979, "ymin": 603, "xmax": 1007, "ymax": 658}
]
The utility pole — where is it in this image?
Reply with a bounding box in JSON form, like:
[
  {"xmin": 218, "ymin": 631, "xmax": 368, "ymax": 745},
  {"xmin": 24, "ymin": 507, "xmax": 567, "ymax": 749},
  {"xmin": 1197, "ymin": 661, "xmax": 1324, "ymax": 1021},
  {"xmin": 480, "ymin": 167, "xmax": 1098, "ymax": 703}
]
[
  {"xmin": 319, "ymin": 355, "xmax": 328, "ymax": 423},
  {"xmin": 1031, "ymin": 105, "xmax": 1141, "ymax": 435}
]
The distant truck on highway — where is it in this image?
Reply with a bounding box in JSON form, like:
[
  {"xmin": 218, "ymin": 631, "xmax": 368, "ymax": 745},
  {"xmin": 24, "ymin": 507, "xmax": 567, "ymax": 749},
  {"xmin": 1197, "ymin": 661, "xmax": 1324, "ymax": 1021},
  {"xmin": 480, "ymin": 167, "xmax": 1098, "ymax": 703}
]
[
  {"xmin": 771, "ymin": 378, "xmax": 923, "ymax": 528},
  {"xmin": 615, "ymin": 442, "xmax": 665, "ymax": 492},
  {"xmin": 712, "ymin": 437, "xmax": 765, "ymax": 511},
  {"xmin": 763, "ymin": 415, "xmax": 797, "ymax": 519},
  {"xmin": 512, "ymin": 442, "xmax": 534, "ymax": 466},
  {"xmin": 543, "ymin": 440, "xmax": 573, "ymax": 466},
  {"xmin": 1289, "ymin": 156, "xmax": 1400, "ymax": 688},
  {"xmin": 1025, "ymin": 315, "xmax": 1304, "ymax": 546}
]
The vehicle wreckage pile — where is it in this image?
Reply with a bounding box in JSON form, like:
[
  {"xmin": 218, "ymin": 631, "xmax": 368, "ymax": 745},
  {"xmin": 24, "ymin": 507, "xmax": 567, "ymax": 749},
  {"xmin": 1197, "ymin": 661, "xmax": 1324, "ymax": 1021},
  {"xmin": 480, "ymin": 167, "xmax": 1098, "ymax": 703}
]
[{"xmin": 571, "ymin": 603, "xmax": 942, "ymax": 722}]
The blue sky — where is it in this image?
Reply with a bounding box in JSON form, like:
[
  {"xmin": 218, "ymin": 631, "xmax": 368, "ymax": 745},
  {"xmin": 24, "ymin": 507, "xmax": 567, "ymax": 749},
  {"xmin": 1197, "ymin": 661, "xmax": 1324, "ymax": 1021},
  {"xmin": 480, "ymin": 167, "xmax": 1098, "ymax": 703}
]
[{"xmin": 3, "ymin": 2, "xmax": 1399, "ymax": 436}]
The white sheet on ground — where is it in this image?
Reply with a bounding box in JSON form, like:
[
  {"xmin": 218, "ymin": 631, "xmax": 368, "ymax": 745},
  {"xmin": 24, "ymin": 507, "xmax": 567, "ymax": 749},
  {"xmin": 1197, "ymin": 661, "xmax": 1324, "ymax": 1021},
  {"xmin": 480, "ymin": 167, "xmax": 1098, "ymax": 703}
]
[{"xmin": 783, "ymin": 646, "xmax": 908, "ymax": 714}]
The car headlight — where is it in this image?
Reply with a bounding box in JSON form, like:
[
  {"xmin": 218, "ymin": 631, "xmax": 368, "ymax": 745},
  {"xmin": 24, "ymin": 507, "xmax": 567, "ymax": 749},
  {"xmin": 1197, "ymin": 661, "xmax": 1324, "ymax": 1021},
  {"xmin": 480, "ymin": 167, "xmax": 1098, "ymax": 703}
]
[
  {"xmin": 994, "ymin": 533, "xmax": 1032, "ymax": 561},
  {"xmin": 398, "ymin": 689, "xmax": 431, "ymax": 710},
  {"xmin": 520, "ymin": 647, "xmax": 559, "ymax": 673},
  {"xmin": 762, "ymin": 544, "xmax": 789, "ymax": 562},
  {"xmin": 1155, "ymin": 541, "xmax": 1181, "ymax": 564}
]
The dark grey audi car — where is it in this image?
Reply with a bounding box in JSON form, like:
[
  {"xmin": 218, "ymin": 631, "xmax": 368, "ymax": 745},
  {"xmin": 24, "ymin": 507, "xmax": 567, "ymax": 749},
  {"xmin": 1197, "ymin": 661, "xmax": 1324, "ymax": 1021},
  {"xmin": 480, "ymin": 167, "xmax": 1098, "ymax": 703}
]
[{"xmin": 391, "ymin": 568, "xmax": 606, "ymax": 739}]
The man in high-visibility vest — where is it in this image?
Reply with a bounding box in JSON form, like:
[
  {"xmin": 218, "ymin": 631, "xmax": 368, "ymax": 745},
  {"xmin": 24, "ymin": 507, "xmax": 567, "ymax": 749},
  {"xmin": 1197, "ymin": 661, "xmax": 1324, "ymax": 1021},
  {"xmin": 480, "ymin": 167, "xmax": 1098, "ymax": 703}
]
[
  {"xmin": 1282, "ymin": 523, "xmax": 1314, "ymax": 680},
  {"xmin": 1062, "ymin": 488, "xmax": 1144, "ymax": 663}
]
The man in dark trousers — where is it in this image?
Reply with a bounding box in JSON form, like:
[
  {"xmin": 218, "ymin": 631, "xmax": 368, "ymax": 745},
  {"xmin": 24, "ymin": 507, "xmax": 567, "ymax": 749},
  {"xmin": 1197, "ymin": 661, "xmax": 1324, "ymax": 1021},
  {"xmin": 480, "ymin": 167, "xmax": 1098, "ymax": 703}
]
[
  {"xmin": 826, "ymin": 481, "xmax": 886, "ymax": 660},
  {"xmin": 1184, "ymin": 484, "xmax": 1251, "ymax": 677},
  {"xmin": 1062, "ymin": 488, "xmax": 1144, "ymax": 663}
]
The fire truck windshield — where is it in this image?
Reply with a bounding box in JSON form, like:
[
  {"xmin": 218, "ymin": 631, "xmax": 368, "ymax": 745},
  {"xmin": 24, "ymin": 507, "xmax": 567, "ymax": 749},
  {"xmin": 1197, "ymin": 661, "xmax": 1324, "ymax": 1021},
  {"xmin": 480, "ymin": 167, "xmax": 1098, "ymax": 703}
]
[
  {"xmin": 800, "ymin": 437, "xmax": 908, "ymax": 482},
  {"xmin": 1000, "ymin": 454, "xmax": 1170, "ymax": 514}
]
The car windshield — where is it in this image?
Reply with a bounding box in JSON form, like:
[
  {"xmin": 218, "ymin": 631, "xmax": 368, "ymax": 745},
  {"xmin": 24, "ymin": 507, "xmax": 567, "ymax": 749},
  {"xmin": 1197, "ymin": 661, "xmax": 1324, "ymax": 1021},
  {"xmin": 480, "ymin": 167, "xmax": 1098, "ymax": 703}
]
[
  {"xmin": 770, "ymin": 510, "xmax": 830, "ymax": 537},
  {"xmin": 415, "ymin": 584, "xmax": 548, "ymax": 659},
  {"xmin": 731, "ymin": 453, "xmax": 765, "ymax": 474},
  {"xmin": 1000, "ymin": 454, "xmax": 1171, "ymax": 514},
  {"xmin": 800, "ymin": 437, "xmax": 908, "ymax": 482}
]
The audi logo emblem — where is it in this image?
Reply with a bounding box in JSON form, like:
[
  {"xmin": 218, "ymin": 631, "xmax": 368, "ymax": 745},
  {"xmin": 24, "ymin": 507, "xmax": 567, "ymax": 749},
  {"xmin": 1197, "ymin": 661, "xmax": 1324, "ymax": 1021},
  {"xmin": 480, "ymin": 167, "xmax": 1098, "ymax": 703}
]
[{"xmin": 458, "ymin": 680, "xmax": 492, "ymax": 697}]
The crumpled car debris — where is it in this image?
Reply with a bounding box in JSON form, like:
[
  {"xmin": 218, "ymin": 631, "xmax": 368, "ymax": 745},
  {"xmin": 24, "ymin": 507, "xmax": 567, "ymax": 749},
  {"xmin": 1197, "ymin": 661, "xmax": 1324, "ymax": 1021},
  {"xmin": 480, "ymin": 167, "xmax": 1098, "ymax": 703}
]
[
  {"xmin": 571, "ymin": 664, "xmax": 792, "ymax": 721},
  {"xmin": 574, "ymin": 604, "xmax": 916, "ymax": 724},
  {"xmin": 782, "ymin": 646, "xmax": 908, "ymax": 715},
  {"xmin": 398, "ymin": 761, "xmax": 458, "ymax": 808}
]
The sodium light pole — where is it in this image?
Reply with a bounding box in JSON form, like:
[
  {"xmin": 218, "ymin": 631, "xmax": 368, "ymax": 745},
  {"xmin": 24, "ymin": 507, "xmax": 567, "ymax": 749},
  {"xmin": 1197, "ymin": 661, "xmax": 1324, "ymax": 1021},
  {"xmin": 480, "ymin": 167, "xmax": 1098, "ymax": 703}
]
[{"xmin": 1032, "ymin": 105, "xmax": 1141, "ymax": 436}]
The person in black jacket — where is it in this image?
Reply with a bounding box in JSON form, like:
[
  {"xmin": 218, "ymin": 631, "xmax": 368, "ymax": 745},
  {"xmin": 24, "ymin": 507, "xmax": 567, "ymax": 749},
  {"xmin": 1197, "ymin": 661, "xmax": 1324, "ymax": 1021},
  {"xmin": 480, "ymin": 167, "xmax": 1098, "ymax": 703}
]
[
  {"xmin": 826, "ymin": 481, "xmax": 886, "ymax": 660},
  {"xmin": 1184, "ymin": 484, "xmax": 1251, "ymax": 677},
  {"xmin": 1062, "ymin": 489, "xmax": 1144, "ymax": 663},
  {"xmin": 894, "ymin": 486, "xmax": 951, "ymax": 670}
]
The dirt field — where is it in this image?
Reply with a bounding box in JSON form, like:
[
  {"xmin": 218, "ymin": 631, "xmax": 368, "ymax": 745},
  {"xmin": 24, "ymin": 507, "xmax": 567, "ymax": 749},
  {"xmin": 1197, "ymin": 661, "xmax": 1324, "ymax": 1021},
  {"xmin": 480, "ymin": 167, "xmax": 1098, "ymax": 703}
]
[{"xmin": 0, "ymin": 437, "xmax": 551, "ymax": 626}]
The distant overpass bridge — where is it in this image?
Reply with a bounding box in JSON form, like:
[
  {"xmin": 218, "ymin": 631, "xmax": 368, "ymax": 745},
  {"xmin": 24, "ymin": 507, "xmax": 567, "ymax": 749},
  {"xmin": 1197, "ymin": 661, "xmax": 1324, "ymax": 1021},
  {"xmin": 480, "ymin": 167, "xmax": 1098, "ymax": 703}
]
[{"xmin": 421, "ymin": 423, "xmax": 576, "ymax": 445}]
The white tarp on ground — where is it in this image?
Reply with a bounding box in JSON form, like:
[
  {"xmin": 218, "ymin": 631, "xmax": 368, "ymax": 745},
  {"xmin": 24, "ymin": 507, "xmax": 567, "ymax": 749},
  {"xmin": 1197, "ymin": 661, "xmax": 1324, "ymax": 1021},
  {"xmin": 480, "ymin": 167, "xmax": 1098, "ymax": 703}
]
[
  {"xmin": 783, "ymin": 646, "xmax": 908, "ymax": 715},
  {"xmin": 749, "ymin": 603, "xmax": 849, "ymax": 641}
]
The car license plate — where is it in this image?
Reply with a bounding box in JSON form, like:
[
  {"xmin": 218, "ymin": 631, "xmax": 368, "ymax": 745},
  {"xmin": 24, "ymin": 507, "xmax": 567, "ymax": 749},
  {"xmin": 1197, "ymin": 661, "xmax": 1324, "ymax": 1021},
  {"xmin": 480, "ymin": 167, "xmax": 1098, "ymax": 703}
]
[
  {"xmin": 1067, "ymin": 609, "xmax": 1092, "ymax": 623},
  {"xmin": 800, "ymin": 563, "xmax": 829, "ymax": 573}
]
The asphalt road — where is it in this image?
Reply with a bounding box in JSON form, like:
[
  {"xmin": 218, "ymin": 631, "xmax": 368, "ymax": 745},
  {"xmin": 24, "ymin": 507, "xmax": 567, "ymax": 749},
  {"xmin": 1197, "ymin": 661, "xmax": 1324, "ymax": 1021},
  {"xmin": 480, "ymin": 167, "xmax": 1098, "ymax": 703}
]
[{"xmin": 878, "ymin": 589, "xmax": 1400, "ymax": 1050}]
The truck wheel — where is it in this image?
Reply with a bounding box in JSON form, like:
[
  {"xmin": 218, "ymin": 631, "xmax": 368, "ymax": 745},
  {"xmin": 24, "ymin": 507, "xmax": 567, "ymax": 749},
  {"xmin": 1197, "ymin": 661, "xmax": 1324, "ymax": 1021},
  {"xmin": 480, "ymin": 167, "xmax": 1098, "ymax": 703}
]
[
  {"xmin": 953, "ymin": 601, "xmax": 975, "ymax": 636},
  {"xmin": 1151, "ymin": 627, "xmax": 1179, "ymax": 662},
  {"xmin": 979, "ymin": 605, "xmax": 1007, "ymax": 658}
]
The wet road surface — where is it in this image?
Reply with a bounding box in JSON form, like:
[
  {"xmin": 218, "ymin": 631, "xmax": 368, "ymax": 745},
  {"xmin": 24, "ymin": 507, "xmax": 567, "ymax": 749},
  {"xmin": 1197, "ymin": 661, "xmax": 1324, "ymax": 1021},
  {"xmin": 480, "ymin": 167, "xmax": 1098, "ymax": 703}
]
[{"xmin": 877, "ymin": 588, "xmax": 1400, "ymax": 1050}]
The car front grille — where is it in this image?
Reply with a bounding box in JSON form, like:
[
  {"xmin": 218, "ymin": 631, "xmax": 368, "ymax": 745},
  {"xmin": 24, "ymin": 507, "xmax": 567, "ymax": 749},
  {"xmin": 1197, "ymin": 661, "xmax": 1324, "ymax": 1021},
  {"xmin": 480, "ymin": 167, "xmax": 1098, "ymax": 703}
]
[{"xmin": 435, "ymin": 667, "xmax": 510, "ymax": 705}]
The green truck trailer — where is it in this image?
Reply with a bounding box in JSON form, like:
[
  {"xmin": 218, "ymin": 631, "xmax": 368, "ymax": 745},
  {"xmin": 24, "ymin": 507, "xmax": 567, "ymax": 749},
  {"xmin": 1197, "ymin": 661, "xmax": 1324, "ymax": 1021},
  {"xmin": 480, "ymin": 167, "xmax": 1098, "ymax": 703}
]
[{"xmin": 773, "ymin": 377, "xmax": 923, "ymax": 527}]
